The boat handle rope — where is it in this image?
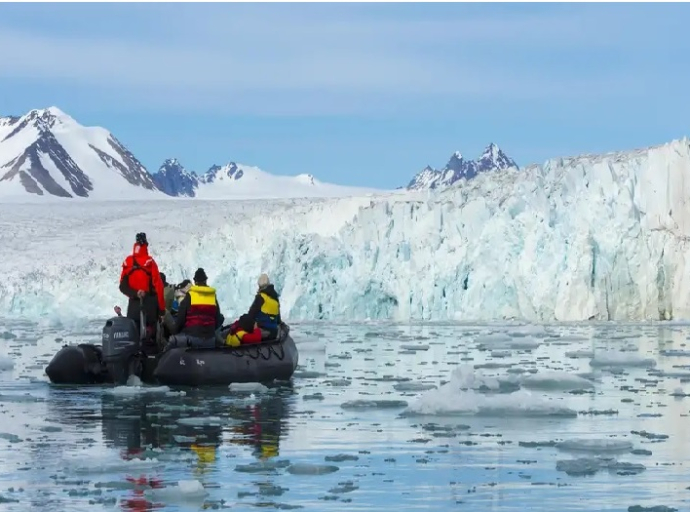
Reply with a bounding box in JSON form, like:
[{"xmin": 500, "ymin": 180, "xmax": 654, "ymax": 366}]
[{"xmin": 227, "ymin": 342, "xmax": 286, "ymax": 361}]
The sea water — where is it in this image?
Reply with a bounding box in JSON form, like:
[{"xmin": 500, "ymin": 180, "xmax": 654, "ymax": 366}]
[{"xmin": 0, "ymin": 319, "xmax": 688, "ymax": 512}]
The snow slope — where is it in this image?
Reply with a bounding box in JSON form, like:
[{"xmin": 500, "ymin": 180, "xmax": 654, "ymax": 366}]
[
  {"xmin": 0, "ymin": 107, "xmax": 163, "ymax": 201},
  {"xmin": 151, "ymin": 160, "xmax": 379, "ymax": 200},
  {"xmin": 2, "ymin": 137, "xmax": 690, "ymax": 323}
]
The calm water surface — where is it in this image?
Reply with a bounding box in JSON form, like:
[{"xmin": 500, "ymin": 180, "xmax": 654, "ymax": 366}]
[{"xmin": 0, "ymin": 319, "xmax": 688, "ymax": 512}]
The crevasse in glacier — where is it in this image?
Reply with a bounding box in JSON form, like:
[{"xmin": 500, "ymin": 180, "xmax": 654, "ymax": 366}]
[{"xmin": 2, "ymin": 137, "xmax": 690, "ymax": 323}]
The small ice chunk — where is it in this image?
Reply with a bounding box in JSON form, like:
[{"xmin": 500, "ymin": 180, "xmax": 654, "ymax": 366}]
[
  {"xmin": 105, "ymin": 385, "xmax": 171, "ymax": 396},
  {"xmin": 590, "ymin": 352, "xmax": 656, "ymax": 368},
  {"xmin": 520, "ymin": 371, "xmax": 595, "ymax": 391},
  {"xmin": 145, "ymin": 479, "xmax": 208, "ymax": 500},
  {"xmin": 556, "ymin": 439, "xmax": 633, "ymax": 453},
  {"xmin": 287, "ymin": 463, "xmax": 339, "ymax": 475},
  {"xmin": 556, "ymin": 457, "xmax": 609, "ymax": 476},
  {"xmin": 660, "ymin": 349, "xmax": 690, "ymax": 357},
  {"xmin": 341, "ymin": 400, "xmax": 408, "ymax": 409},
  {"xmin": 670, "ymin": 387, "xmax": 689, "ymax": 397},
  {"xmin": 565, "ymin": 349, "xmax": 594, "ymax": 359},
  {"xmin": 400, "ymin": 344, "xmax": 429, "ymax": 351},
  {"xmin": 0, "ymin": 357, "xmax": 14, "ymax": 371},
  {"xmin": 393, "ymin": 382, "xmax": 437, "ymax": 392},
  {"xmin": 229, "ymin": 382, "xmax": 269, "ymax": 392}
]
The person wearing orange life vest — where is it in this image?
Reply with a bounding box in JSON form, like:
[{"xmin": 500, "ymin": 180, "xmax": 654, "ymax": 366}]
[
  {"xmin": 119, "ymin": 232, "xmax": 166, "ymax": 343},
  {"xmin": 226, "ymin": 273, "xmax": 281, "ymax": 347},
  {"xmin": 173, "ymin": 268, "xmax": 224, "ymax": 343}
]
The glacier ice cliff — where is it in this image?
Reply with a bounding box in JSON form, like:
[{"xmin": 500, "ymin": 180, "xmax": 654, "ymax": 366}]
[{"xmin": 2, "ymin": 137, "xmax": 690, "ymax": 323}]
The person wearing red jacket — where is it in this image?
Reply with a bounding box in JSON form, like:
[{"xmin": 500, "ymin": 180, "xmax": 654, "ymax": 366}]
[{"xmin": 119, "ymin": 232, "xmax": 165, "ymax": 343}]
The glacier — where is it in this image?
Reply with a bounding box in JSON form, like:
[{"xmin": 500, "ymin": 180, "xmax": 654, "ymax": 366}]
[{"xmin": 2, "ymin": 137, "xmax": 690, "ymax": 324}]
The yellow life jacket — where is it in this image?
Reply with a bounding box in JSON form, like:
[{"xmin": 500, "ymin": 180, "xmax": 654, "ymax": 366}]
[
  {"xmin": 186, "ymin": 285, "xmax": 218, "ymax": 330},
  {"xmin": 226, "ymin": 331, "xmax": 244, "ymax": 347},
  {"xmin": 260, "ymin": 443, "xmax": 278, "ymax": 459},
  {"xmin": 256, "ymin": 292, "xmax": 280, "ymax": 329},
  {"xmin": 191, "ymin": 443, "xmax": 216, "ymax": 463}
]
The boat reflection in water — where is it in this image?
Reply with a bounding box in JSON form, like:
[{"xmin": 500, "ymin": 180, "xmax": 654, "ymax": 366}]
[{"xmin": 99, "ymin": 382, "xmax": 295, "ymax": 510}]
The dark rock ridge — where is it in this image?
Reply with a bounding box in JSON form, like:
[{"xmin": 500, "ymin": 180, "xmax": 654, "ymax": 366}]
[{"xmin": 407, "ymin": 143, "xmax": 518, "ymax": 190}]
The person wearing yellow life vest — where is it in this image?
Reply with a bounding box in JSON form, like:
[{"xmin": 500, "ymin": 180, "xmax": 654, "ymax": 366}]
[
  {"xmin": 225, "ymin": 274, "xmax": 281, "ymax": 347},
  {"xmin": 173, "ymin": 268, "xmax": 225, "ymax": 340}
]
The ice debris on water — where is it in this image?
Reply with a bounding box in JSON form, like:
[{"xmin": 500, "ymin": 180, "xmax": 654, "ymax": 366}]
[
  {"xmin": 341, "ymin": 400, "xmax": 408, "ymax": 409},
  {"xmin": 324, "ymin": 454, "xmax": 359, "ymax": 462},
  {"xmin": 399, "ymin": 344, "xmax": 429, "ymax": 351},
  {"xmin": 145, "ymin": 480, "xmax": 208, "ymax": 501},
  {"xmin": 556, "ymin": 439, "xmax": 633, "ymax": 453},
  {"xmin": 287, "ymin": 463, "xmax": 340, "ymax": 475},
  {"xmin": 403, "ymin": 366, "xmax": 578, "ymax": 417},
  {"xmin": 628, "ymin": 506, "xmax": 678, "ymax": 512},
  {"xmin": 520, "ymin": 371, "xmax": 595, "ymax": 391},
  {"xmin": 104, "ymin": 385, "xmax": 174, "ymax": 396},
  {"xmin": 556, "ymin": 457, "xmax": 646, "ymax": 476},
  {"xmin": 589, "ymin": 352, "xmax": 656, "ymax": 368},
  {"xmin": 229, "ymin": 382, "xmax": 269, "ymax": 392},
  {"xmin": 660, "ymin": 349, "xmax": 690, "ymax": 357},
  {"xmin": 64, "ymin": 446, "xmax": 160, "ymax": 474},
  {"xmin": 670, "ymin": 387, "xmax": 690, "ymax": 397},
  {"xmin": 393, "ymin": 382, "xmax": 437, "ymax": 392},
  {"xmin": 235, "ymin": 459, "xmax": 291, "ymax": 473}
]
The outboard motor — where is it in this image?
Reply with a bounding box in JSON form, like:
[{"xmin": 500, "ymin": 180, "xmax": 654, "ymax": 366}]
[{"xmin": 101, "ymin": 315, "xmax": 142, "ymax": 385}]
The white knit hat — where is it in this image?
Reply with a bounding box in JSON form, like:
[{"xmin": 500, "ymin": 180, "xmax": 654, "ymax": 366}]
[{"xmin": 258, "ymin": 273, "xmax": 270, "ymax": 288}]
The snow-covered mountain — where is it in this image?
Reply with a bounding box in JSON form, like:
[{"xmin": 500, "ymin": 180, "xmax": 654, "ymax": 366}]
[
  {"xmin": 0, "ymin": 107, "xmax": 380, "ymax": 201},
  {"xmin": 150, "ymin": 158, "xmax": 198, "ymax": 198},
  {"xmin": 150, "ymin": 159, "xmax": 376, "ymax": 199},
  {"xmin": 0, "ymin": 107, "xmax": 161, "ymax": 200},
  {"xmin": 3, "ymin": 136, "xmax": 690, "ymax": 323},
  {"xmin": 407, "ymin": 143, "xmax": 518, "ymax": 190}
]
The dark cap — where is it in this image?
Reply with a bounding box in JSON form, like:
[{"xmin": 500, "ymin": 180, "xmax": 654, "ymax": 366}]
[
  {"xmin": 135, "ymin": 232, "xmax": 148, "ymax": 245},
  {"xmin": 193, "ymin": 268, "xmax": 208, "ymax": 283}
]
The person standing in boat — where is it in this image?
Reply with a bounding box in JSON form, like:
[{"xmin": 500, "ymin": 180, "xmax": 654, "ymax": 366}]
[
  {"xmin": 159, "ymin": 272, "xmax": 178, "ymax": 337},
  {"xmin": 160, "ymin": 272, "xmax": 176, "ymax": 312},
  {"xmin": 173, "ymin": 268, "xmax": 225, "ymax": 343},
  {"xmin": 119, "ymin": 232, "xmax": 166, "ymax": 343}
]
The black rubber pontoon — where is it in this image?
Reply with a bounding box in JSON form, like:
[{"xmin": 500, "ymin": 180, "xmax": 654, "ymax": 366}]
[
  {"xmin": 153, "ymin": 326, "xmax": 299, "ymax": 387},
  {"xmin": 45, "ymin": 343, "xmax": 109, "ymax": 385}
]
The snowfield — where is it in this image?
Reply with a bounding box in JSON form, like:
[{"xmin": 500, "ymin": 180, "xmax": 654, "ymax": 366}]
[{"xmin": 2, "ymin": 137, "xmax": 690, "ymax": 324}]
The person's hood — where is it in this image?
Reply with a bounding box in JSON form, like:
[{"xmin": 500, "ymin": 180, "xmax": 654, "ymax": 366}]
[
  {"xmin": 175, "ymin": 283, "xmax": 192, "ymax": 298},
  {"xmin": 132, "ymin": 243, "xmax": 149, "ymax": 258},
  {"xmin": 190, "ymin": 284, "xmax": 216, "ymax": 296},
  {"xmin": 259, "ymin": 284, "xmax": 279, "ymax": 300}
]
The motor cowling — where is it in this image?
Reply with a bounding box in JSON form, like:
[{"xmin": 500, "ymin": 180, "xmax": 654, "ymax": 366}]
[{"xmin": 102, "ymin": 316, "xmax": 142, "ymax": 384}]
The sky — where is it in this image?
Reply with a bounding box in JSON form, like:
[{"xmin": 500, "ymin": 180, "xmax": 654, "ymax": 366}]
[{"xmin": 1, "ymin": 2, "xmax": 689, "ymax": 189}]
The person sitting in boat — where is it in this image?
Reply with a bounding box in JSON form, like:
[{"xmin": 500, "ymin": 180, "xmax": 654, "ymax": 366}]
[
  {"xmin": 171, "ymin": 279, "xmax": 192, "ymax": 316},
  {"xmin": 225, "ymin": 314, "xmax": 263, "ymax": 346},
  {"xmin": 225, "ymin": 273, "xmax": 282, "ymax": 346},
  {"xmin": 168, "ymin": 268, "xmax": 224, "ymax": 349}
]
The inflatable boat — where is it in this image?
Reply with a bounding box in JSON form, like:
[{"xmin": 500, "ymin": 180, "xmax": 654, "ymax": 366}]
[
  {"xmin": 45, "ymin": 308, "xmax": 299, "ymax": 387},
  {"xmin": 154, "ymin": 333, "xmax": 299, "ymax": 386}
]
